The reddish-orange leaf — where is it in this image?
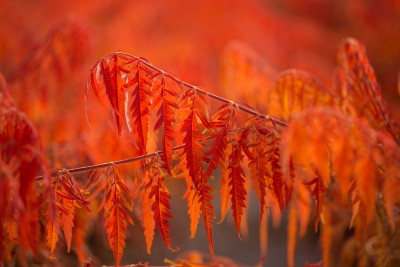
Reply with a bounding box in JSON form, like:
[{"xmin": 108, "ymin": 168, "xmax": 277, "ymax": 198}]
[
  {"xmin": 228, "ymin": 143, "xmax": 247, "ymax": 237},
  {"xmin": 149, "ymin": 171, "xmax": 176, "ymax": 251},
  {"xmin": 153, "ymin": 75, "xmax": 180, "ymax": 174},
  {"xmin": 198, "ymin": 181, "xmax": 215, "ymax": 256},
  {"xmin": 105, "ymin": 205, "xmax": 131, "ymax": 266},
  {"xmin": 0, "ymin": 106, "xmax": 46, "ymax": 258},
  {"xmin": 139, "ymin": 177, "xmax": 155, "ymax": 254},
  {"xmin": 55, "ymin": 172, "xmax": 90, "ymax": 211},
  {"xmin": 203, "ymin": 103, "xmax": 235, "ymax": 180},
  {"xmin": 241, "ymin": 125, "xmax": 270, "ymax": 220},
  {"xmin": 338, "ymin": 38, "xmax": 399, "ymax": 143},
  {"xmin": 218, "ymin": 166, "xmax": 230, "ymax": 224},
  {"xmin": 87, "ymin": 53, "xmax": 156, "ymax": 145},
  {"xmin": 100, "ymin": 56, "xmax": 126, "ymax": 134},
  {"xmin": 103, "ymin": 166, "xmax": 134, "ymax": 266},
  {"xmin": 87, "ymin": 54, "xmax": 132, "ymax": 135},
  {"xmin": 61, "ymin": 198, "xmax": 75, "ymax": 253},
  {"xmin": 182, "ymin": 109, "xmax": 204, "ymax": 188},
  {"xmin": 270, "ymin": 134, "xmax": 285, "ymax": 211},
  {"xmin": 183, "ymin": 187, "xmax": 201, "ymax": 239},
  {"xmin": 281, "ymin": 108, "xmax": 354, "ymax": 188},
  {"xmin": 127, "ymin": 61, "xmax": 153, "ymax": 155},
  {"xmin": 303, "ymin": 172, "xmax": 326, "ymax": 231},
  {"xmin": 244, "ymin": 118, "xmax": 285, "ymax": 211},
  {"xmin": 89, "ymin": 67, "xmax": 110, "ymax": 110},
  {"xmin": 285, "ymin": 159, "xmax": 295, "ymax": 207},
  {"xmin": 0, "ymin": 109, "xmax": 43, "ymax": 205},
  {"xmin": 180, "ymin": 89, "xmax": 208, "ymax": 189},
  {"xmin": 46, "ymin": 219, "xmax": 59, "ymax": 255}
]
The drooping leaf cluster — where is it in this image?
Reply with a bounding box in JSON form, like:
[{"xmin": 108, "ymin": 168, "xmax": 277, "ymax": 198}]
[
  {"xmin": 222, "ymin": 38, "xmax": 400, "ymax": 266},
  {"xmin": 0, "ymin": 35, "xmax": 399, "ymax": 267},
  {"xmin": 84, "ymin": 37, "xmax": 400, "ymax": 266},
  {"xmin": 0, "ymin": 74, "xmax": 52, "ymax": 260}
]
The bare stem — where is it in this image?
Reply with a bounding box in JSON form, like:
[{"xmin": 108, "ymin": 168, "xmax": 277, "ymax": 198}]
[{"xmin": 36, "ymin": 143, "xmax": 186, "ymax": 180}]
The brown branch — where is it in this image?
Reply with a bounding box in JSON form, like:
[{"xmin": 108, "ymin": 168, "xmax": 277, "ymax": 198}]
[
  {"xmin": 99, "ymin": 52, "xmax": 288, "ymax": 127},
  {"xmin": 36, "ymin": 143, "xmax": 186, "ymax": 180}
]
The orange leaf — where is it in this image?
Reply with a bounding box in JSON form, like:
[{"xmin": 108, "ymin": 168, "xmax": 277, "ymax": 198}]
[
  {"xmin": 199, "ymin": 181, "xmax": 215, "ymax": 256},
  {"xmin": 303, "ymin": 172, "xmax": 326, "ymax": 231},
  {"xmin": 270, "ymin": 134, "xmax": 285, "ymax": 211},
  {"xmin": 180, "ymin": 89, "xmax": 209, "ymax": 189},
  {"xmin": 105, "ymin": 205, "xmax": 130, "ymax": 266},
  {"xmin": 153, "ymin": 75, "xmax": 180, "ymax": 174},
  {"xmin": 242, "ymin": 125, "xmax": 270, "ymax": 219},
  {"xmin": 61, "ymin": 198, "xmax": 75, "ymax": 253},
  {"xmin": 139, "ymin": 176, "xmax": 155, "ymax": 254},
  {"xmin": 184, "ymin": 187, "xmax": 201, "ymax": 239},
  {"xmin": 46, "ymin": 219, "xmax": 59, "ymax": 255},
  {"xmin": 203, "ymin": 103, "xmax": 235, "ymax": 180},
  {"xmin": 149, "ymin": 170, "xmax": 176, "ymax": 251},
  {"xmin": 127, "ymin": 61, "xmax": 153, "ymax": 155},
  {"xmin": 338, "ymin": 38, "xmax": 399, "ymax": 143},
  {"xmin": 285, "ymin": 160, "xmax": 295, "ymax": 207},
  {"xmin": 218, "ymin": 165, "xmax": 230, "ymax": 224},
  {"xmin": 100, "ymin": 55, "xmax": 126, "ymax": 134},
  {"xmin": 228, "ymin": 143, "xmax": 247, "ymax": 237},
  {"xmin": 103, "ymin": 166, "xmax": 133, "ymax": 266}
]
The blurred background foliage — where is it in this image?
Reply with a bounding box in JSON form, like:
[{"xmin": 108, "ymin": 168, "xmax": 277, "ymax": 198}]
[{"xmin": 1, "ymin": 0, "xmax": 399, "ymax": 266}]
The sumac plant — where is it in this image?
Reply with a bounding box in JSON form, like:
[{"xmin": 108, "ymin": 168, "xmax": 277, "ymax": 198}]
[{"xmin": 1, "ymin": 37, "xmax": 399, "ymax": 267}]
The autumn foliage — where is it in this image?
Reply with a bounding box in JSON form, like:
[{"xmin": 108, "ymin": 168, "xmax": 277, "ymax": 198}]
[{"xmin": 1, "ymin": 1, "xmax": 400, "ymax": 267}]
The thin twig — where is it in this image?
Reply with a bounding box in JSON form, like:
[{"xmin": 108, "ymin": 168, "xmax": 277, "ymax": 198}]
[
  {"xmin": 36, "ymin": 143, "xmax": 185, "ymax": 180},
  {"xmin": 35, "ymin": 121, "xmax": 270, "ymax": 180},
  {"xmin": 111, "ymin": 52, "xmax": 288, "ymax": 127}
]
